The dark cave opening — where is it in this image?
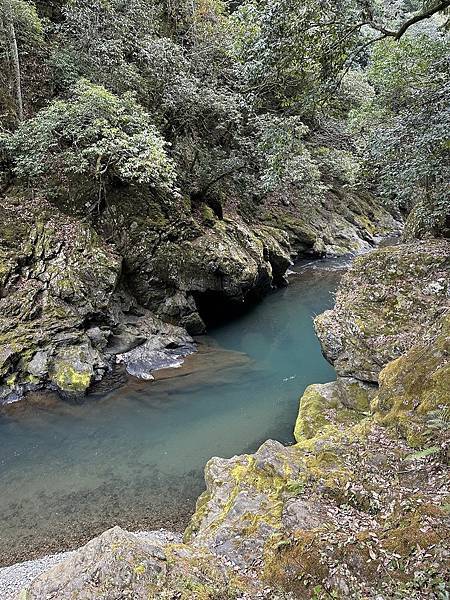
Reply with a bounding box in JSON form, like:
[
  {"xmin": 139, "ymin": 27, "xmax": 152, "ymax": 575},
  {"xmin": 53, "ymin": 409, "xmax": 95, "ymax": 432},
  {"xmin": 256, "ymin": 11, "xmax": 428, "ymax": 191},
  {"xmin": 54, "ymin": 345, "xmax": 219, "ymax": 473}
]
[{"xmin": 194, "ymin": 289, "xmax": 264, "ymax": 329}]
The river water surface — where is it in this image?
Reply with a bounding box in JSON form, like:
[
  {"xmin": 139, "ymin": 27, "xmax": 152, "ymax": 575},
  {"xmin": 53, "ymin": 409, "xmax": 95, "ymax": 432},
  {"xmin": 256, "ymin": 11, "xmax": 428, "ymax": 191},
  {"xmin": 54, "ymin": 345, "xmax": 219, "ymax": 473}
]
[{"xmin": 0, "ymin": 260, "xmax": 344, "ymax": 565}]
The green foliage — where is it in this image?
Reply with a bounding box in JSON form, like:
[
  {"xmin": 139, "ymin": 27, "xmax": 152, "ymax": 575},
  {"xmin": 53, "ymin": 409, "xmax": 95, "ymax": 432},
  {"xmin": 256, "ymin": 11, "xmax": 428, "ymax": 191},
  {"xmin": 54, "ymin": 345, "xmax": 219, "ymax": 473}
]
[
  {"xmin": 47, "ymin": 0, "xmax": 160, "ymax": 94},
  {"xmin": 254, "ymin": 115, "xmax": 322, "ymax": 194},
  {"xmin": 3, "ymin": 80, "xmax": 176, "ymax": 205},
  {"xmin": 405, "ymin": 446, "xmax": 440, "ymax": 460},
  {"xmin": 0, "ymin": 0, "xmax": 447, "ymax": 234},
  {"xmin": 350, "ymin": 32, "xmax": 450, "ymax": 237},
  {"xmin": 229, "ymin": 0, "xmax": 374, "ymax": 111},
  {"xmin": 1, "ymin": 0, "xmax": 43, "ymax": 49}
]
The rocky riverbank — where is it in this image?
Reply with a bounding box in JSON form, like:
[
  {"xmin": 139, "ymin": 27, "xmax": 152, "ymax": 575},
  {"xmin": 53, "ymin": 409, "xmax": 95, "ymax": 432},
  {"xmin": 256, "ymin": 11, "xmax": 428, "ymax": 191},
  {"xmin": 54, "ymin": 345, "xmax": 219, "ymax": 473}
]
[
  {"xmin": 7, "ymin": 238, "xmax": 448, "ymax": 599},
  {"xmin": 0, "ymin": 184, "xmax": 398, "ymax": 404}
]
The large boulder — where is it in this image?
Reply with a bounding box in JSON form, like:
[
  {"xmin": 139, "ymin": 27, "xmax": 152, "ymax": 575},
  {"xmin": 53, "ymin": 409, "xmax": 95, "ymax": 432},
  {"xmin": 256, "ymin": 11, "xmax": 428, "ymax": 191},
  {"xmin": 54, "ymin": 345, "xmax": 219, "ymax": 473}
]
[
  {"xmin": 20, "ymin": 526, "xmax": 257, "ymax": 599},
  {"xmin": 103, "ymin": 197, "xmax": 292, "ymax": 334},
  {"xmin": 314, "ymin": 239, "xmax": 450, "ymax": 382}
]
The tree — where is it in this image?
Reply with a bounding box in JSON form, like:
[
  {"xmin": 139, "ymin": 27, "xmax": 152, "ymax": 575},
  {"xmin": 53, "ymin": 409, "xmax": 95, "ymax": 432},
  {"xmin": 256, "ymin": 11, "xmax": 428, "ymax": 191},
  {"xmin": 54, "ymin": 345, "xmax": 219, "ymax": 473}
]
[
  {"xmin": 3, "ymin": 80, "xmax": 176, "ymax": 210},
  {"xmin": 1, "ymin": 0, "xmax": 23, "ymax": 122},
  {"xmin": 349, "ymin": 32, "xmax": 450, "ymax": 237},
  {"xmin": 0, "ymin": 0, "xmax": 43, "ymax": 126}
]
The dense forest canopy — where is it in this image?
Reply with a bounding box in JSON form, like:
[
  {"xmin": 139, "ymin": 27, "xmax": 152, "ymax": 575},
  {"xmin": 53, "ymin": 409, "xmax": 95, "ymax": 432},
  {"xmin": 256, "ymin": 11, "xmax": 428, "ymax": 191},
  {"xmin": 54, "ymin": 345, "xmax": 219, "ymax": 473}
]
[{"xmin": 0, "ymin": 0, "xmax": 449, "ymax": 236}]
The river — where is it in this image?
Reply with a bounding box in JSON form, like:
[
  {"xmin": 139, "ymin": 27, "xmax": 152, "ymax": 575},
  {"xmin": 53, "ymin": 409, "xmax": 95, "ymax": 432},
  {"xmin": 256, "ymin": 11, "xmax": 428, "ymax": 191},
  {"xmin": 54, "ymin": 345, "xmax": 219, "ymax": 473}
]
[{"xmin": 0, "ymin": 258, "xmax": 345, "ymax": 565}]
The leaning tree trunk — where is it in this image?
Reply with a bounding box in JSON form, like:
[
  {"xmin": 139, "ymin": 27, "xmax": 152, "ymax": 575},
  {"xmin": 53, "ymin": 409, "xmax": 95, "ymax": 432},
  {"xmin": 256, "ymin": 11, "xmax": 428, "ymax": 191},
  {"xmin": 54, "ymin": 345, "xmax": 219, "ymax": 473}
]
[{"xmin": 2, "ymin": 0, "xmax": 23, "ymax": 123}]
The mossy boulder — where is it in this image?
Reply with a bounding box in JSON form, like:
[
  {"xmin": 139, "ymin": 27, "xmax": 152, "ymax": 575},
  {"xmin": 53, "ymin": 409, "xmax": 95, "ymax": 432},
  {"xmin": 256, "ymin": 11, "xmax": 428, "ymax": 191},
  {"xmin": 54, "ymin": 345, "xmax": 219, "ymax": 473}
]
[
  {"xmin": 372, "ymin": 313, "xmax": 450, "ymax": 447},
  {"xmin": 0, "ymin": 196, "xmax": 194, "ymax": 401},
  {"xmin": 294, "ymin": 378, "xmax": 375, "ymax": 441},
  {"xmin": 106, "ymin": 200, "xmax": 292, "ymax": 334},
  {"xmin": 315, "ymin": 239, "xmax": 450, "ymax": 382}
]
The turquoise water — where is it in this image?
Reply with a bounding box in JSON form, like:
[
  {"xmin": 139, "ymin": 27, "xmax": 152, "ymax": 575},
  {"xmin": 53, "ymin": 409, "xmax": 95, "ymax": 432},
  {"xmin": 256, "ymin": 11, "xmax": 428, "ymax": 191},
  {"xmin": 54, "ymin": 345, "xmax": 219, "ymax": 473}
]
[{"xmin": 0, "ymin": 261, "xmax": 342, "ymax": 565}]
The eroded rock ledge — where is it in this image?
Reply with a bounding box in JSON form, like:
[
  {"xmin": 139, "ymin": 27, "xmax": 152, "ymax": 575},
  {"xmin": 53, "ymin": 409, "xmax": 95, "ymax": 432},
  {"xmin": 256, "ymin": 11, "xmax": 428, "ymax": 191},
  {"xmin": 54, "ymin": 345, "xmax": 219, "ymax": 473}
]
[{"xmin": 19, "ymin": 240, "xmax": 450, "ymax": 599}]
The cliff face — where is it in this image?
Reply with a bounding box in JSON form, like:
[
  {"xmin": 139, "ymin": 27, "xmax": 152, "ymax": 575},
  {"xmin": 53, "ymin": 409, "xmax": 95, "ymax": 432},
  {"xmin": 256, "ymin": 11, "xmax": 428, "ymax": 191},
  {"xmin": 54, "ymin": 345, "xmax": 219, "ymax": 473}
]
[
  {"xmin": 21, "ymin": 240, "xmax": 450, "ymax": 599},
  {"xmin": 0, "ymin": 183, "xmax": 398, "ymax": 403}
]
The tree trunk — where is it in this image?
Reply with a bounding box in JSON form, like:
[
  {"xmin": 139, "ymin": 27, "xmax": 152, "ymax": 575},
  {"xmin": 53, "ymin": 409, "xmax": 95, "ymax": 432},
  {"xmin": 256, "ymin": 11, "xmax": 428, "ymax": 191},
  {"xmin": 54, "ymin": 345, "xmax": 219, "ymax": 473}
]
[{"xmin": 2, "ymin": 0, "xmax": 23, "ymax": 123}]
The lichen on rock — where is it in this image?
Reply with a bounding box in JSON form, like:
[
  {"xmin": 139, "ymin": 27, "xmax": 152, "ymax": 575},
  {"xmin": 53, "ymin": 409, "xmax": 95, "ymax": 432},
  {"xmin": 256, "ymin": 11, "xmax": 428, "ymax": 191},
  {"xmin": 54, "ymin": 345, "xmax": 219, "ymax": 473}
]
[
  {"xmin": 315, "ymin": 239, "xmax": 450, "ymax": 382},
  {"xmin": 0, "ymin": 196, "xmax": 196, "ymax": 402},
  {"xmin": 21, "ymin": 526, "xmax": 256, "ymax": 599}
]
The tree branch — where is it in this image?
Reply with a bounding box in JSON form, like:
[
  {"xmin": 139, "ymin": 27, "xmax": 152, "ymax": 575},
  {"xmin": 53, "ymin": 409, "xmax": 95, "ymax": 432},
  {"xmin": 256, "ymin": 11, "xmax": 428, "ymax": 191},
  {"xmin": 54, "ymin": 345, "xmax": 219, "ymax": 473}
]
[{"xmin": 369, "ymin": 0, "xmax": 450, "ymax": 40}]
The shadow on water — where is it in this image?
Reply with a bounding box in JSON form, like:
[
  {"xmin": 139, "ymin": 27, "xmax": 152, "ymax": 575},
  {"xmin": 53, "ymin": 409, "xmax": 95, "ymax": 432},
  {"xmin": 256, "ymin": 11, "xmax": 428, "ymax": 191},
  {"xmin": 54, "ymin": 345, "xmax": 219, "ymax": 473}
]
[{"xmin": 0, "ymin": 260, "xmax": 343, "ymax": 565}]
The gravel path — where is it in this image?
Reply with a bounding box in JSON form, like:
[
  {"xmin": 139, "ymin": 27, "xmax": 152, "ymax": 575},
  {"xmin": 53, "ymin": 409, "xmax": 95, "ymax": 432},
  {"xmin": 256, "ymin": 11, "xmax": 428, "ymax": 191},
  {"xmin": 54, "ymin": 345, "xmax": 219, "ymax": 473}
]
[{"xmin": 0, "ymin": 529, "xmax": 181, "ymax": 600}]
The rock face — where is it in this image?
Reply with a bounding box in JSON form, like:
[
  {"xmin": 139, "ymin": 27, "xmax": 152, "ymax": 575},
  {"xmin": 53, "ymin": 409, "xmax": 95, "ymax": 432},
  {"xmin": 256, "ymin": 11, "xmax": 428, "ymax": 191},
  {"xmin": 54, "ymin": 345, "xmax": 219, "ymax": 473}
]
[
  {"xmin": 315, "ymin": 239, "xmax": 450, "ymax": 382},
  {"xmin": 373, "ymin": 312, "xmax": 450, "ymax": 447},
  {"xmin": 260, "ymin": 184, "xmax": 400, "ymax": 256},
  {"xmin": 19, "ymin": 239, "xmax": 450, "ymax": 599},
  {"xmin": 0, "ymin": 196, "xmax": 194, "ymax": 402},
  {"xmin": 100, "ymin": 184, "xmax": 398, "ymax": 335},
  {"xmin": 0, "ymin": 180, "xmax": 398, "ymax": 402}
]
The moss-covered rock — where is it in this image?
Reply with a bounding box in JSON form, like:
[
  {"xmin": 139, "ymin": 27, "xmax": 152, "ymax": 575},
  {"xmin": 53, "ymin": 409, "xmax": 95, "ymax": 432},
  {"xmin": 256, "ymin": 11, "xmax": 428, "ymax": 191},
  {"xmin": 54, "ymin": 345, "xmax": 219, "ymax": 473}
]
[
  {"xmin": 294, "ymin": 378, "xmax": 375, "ymax": 441},
  {"xmin": 315, "ymin": 239, "xmax": 450, "ymax": 382},
  {"xmin": 259, "ymin": 184, "xmax": 400, "ymax": 256},
  {"xmin": 105, "ymin": 197, "xmax": 292, "ymax": 334},
  {"xmin": 372, "ymin": 313, "xmax": 450, "ymax": 447},
  {"xmin": 0, "ymin": 196, "xmax": 194, "ymax": 401}
]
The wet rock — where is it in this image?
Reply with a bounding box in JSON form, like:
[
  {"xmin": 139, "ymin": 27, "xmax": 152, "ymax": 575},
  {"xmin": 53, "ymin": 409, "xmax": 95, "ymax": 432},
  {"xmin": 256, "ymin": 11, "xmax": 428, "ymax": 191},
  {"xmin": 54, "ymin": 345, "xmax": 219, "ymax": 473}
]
[
  {"xmin": 115, "ymin": 310, "xmax": 196, "ymax": 379},
  {"xmin": 117, "ymin": 339, "xmax": 196, "ymax": 380}
]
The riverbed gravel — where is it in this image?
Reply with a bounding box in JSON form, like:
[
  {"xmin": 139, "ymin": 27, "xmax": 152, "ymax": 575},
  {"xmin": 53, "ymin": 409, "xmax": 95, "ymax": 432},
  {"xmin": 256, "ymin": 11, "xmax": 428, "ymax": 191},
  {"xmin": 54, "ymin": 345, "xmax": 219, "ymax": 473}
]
[{"xmin": 0, "ymin": 529, "xmax": 181, "ymax": 600}]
